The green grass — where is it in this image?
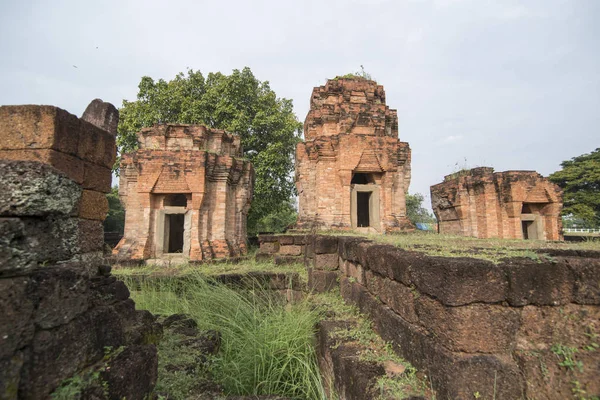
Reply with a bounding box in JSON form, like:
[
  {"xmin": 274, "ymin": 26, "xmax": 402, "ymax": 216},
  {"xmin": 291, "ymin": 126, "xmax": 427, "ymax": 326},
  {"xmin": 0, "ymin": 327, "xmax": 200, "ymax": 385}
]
[
  {"xmin": 113, "ymin": 256, "xmax": 307, "ymax": 282},
  {"xmin": 314, "ymin": 230, "xmax": 600, "ymax": 263},
  {"xmin": 308, "ymin": 290, "xmax": 429, "ymax": 399},
  {"xmin": 153, "ymin": 331, "xmax": 222, "ymax": 399},
  {"xmin": 120, "ymin": 272, "xmax": 325, "ymax": 399}
]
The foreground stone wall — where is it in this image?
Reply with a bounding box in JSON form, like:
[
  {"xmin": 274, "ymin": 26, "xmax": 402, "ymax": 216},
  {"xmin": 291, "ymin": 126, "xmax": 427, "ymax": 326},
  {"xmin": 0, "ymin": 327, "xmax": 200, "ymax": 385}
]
[
  {"xmin": 431, "ymin": 167, "xmax": 563, "ymax": 240},
  {"xmin": 258, "ymin": 234, "xmax": 600, "ymax": 399},
  {"xmin": 295, "ymin": 78, "xmax": 413, "ymax": 233},
  {"xmin": 0, "ymin": 102, "xmax": 160, "ymax": 399},
  {"xmin": 115, "ymin": 124, "xmax": 254, "ymax": 261}
]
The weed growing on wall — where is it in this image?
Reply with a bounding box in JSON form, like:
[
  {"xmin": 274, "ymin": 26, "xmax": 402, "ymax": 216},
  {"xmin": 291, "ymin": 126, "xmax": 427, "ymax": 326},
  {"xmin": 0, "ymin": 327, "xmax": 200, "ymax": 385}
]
[
  {"xmin": 309, "ymin": 290, "xmax": 429, "ymax": 399},
  {"xmin": 313, "ymin": 230, "xmax": 600, "ymax": 263}
]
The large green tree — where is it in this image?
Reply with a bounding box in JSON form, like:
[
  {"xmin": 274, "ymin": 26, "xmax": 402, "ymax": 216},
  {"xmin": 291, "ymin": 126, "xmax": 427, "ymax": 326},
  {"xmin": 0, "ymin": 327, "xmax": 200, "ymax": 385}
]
[
  {"xmin": 548, "ymin": 148, "xmax": 600, "ymax": 227},
  {"xmin": 406, "ymin": 193, "xmax": 436, "ymax": 226},
  {"xmin": 117, "ymin": 68, "xmax": 302, "ymax": 235}
]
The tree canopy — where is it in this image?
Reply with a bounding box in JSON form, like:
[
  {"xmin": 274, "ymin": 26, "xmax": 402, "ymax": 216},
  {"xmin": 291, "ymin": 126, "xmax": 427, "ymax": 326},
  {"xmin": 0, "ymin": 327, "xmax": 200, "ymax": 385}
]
[
  {"xmin": 405, "ymin": 193, "xmax": 436, "ymax": 226},
  {"xmin": 104, "ymin": 186, "xmax": 124, "ymax": 234},
  {"xmin": 548, "ymin": 148, "xmax": 600, "ymax": 227},
  {"xmin": 117, "ymin": 68, "xmax": 302, "ymax": 235}
]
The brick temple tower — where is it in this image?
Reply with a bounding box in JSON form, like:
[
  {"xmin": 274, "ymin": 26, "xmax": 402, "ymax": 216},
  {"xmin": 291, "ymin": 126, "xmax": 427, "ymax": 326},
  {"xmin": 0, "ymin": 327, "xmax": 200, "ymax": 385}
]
[
  {"xmin": 114, "ymin": 124, "xmax": 254, "ymax": 261},
  {"xmin": 431, "ymin": 167, "xmax": 563, "ymax": 240},
  {"xmin": 295, "ymin": 77, "xmax": 412, "ymax": 232}
]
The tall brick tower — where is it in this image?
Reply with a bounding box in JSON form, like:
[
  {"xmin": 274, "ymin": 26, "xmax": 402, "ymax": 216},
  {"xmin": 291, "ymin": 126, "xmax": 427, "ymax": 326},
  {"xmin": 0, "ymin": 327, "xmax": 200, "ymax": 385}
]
[{"xmin": 295, "ymin": 77, "xmax": 413, "ymax": 232}]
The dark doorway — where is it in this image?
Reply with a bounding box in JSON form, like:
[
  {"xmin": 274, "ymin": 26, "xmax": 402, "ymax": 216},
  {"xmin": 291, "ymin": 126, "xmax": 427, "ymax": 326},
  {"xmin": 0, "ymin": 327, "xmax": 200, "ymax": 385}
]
[
  {"xmin": 167, "ymin": 214, "xmax": 185, "ymax": 253},
  {"xmin": 357, "ymin": 192, "xmax": 371, "ymax": 227},
  {"xmin": 522, "ymin": 221, "xmax": 532, "ymax": 240},
  {"xmin": 351, "ymin": 173, "xmax": 373, "ymax": 184},
  {"xmin": 521, "ymin": 203, "xmax": 532, "ymax": 214},
  {"xmin": 165, "ymin": 194, "xmax": 188, "ymax": 207}
]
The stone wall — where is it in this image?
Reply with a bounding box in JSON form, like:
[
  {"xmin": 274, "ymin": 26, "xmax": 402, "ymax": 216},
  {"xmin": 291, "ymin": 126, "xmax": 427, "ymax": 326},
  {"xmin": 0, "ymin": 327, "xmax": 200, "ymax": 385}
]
[
  {"xmin": 256, "ymin": 234, "xmax": 340, "ymax": 293},
  {"xmin": 295, "ymin": 78, "xmax": 413, "ymax": 233},
  {"xmin": 0, "ymin": 101, "xmax": 161, "ymax": 399},
  {"xmin": 258, "ymin": 234, "xmax": 600, "ymax": 399},
  {"xmin": 115, "ymin": 124, "xmax": 254, "ymax": 261},
  {"xmin": 431, "ymin": 167, "xmax": 563, "ymax": 240}
]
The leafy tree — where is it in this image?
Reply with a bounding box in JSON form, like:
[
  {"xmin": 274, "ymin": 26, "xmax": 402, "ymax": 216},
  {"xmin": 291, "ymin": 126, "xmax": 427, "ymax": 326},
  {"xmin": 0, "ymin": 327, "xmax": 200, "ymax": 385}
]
[
  {"xmin": 549, "ymin": 148, "xmax": 600, "ymax": 227},
  {"xmin": 117, "ymin": 68, "xmax": 302, "ymax": 235},
  {"xmin": 104, "ymin": 186, "xmax": 125, "ymax": 234},
  {"xmin": 406, "ymin": 193, "xmax": 436, "ymax": 226},
  {"xmin": 561, "ymin": 215, "xmax": 589, "ymax": 229},
  {"xmin": 254, "ymin": 201, "xmax": 298, "ymax": 234}
]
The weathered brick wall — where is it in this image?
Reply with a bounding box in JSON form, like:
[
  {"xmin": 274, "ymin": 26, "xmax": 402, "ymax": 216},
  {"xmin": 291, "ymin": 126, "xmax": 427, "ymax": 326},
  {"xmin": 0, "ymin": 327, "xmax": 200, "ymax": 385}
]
[
  {"xmin": 0, "ymin": 101, "xmax": 161, "ymax": 399},
  {"xmin": 258, "ymin": 234, "xmax": 600, "ymax": 399},
  {"xmin": 295, "ymin": 78, "xmax": 413, "ymax": 233},
  {"xmin": 114, "ymin": 124, "xmax": 254, "ymax": 261},
  {"xmin": 431, "ymin": 167, "xmax": 563, "ymax": 240}
]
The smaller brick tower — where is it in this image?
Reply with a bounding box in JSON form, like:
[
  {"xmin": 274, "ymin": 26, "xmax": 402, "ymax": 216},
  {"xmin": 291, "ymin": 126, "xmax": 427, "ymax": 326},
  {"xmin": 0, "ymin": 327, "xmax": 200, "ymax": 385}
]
[
  {"xmin": 431, "ymin": 167, "xmax": 563, "ymax": 240},
  {"xmin": 114, "ymin": 124, "xmax": 254, "ymax": 261},
  {"xmin": 295, "ymin": 77, "xmax": 412, "ymax": 232}
]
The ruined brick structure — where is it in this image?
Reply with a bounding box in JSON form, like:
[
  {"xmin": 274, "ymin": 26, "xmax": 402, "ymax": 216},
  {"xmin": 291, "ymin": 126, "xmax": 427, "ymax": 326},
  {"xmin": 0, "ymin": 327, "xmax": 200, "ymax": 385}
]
[
  {"xmin": 0, "ymin": 101, "xmax": 160, "ymax": 399},
  {"xmin": 431, "ymin": 167, "xmax": 563, "ymax": 240},
  {"xmin": 114, "ymin": 124, "xmax": 254, "ymax": 261},
  {"xmin": 258, "ymin": 234, "xmax": 600, "ymax": 399},
  {"xmin": 295, "ymin": 78, "xmax": 412, "ymax": 232}
]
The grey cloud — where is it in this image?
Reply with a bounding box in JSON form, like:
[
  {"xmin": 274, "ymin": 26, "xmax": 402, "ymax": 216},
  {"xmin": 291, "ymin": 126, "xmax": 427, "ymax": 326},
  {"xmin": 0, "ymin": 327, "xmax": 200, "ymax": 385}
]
[{"xmin": 1, "ymin": 0, "xmax": 598, "ymax": 210}]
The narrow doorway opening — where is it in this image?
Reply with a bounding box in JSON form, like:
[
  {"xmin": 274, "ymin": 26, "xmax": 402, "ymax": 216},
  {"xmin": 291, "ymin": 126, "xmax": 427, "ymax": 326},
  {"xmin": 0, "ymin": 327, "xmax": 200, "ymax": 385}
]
[
  {"xmin": 166, "ymin": 214, "xmax": 185, "ymax": 253},
  {"xmin": 522, "ymin": 221, "xmax": 531, "ymax": 239},
  {"xmin": 357, "ymin": 192, "xmax": 371, "ymax": 227},
  {"xmin": 521, "ymin": 220, "xmax": 539, "ymax": 240}
]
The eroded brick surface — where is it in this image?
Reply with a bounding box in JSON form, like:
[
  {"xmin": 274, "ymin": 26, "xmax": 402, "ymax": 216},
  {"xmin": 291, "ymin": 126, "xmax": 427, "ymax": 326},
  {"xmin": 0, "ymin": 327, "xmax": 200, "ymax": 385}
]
[
  {"xmin": 295, "ymin": 78, "xmax": 413, "ymax": 233},
  {"xmin": 114, "ymin": 124, "xmax": 254, "ymax": 261},
  {"xmin": 431, "ymin": 167, "xmax": 563, "ymax": 240}
]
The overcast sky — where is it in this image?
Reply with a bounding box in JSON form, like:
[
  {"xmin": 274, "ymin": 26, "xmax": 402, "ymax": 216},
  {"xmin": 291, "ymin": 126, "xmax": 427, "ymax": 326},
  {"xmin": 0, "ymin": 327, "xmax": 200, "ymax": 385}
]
[{"xmin": 1, "ymin": 0, "xmax": 598, "ymax": 207}]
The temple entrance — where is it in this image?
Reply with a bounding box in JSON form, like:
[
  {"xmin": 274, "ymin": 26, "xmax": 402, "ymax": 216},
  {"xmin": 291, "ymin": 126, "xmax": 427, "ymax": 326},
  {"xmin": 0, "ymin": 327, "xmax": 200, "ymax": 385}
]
[
  {"xmin": 165, "ymin": 214, "xmax": 185, "ymax": 253},
  {"xmin": 522, "ymin": 221, "xmax": 532, "ymax": 240},
  {"xmin": 350, "ymin": 184, "xmax": 380, "ymax": 231},
  {"xmin": 357, "ymin": 192, "xmax": 371, "ymax": 227},
  {"xmin": 521, "ymin": 219, "xmax": 540, "ymax": 240},
  {"xmin": 154, "ymin": 192, "xmax": 192, "ymax": 258},
  {"xmin": 521, "ymin": 203, "xmax": 542, "ymax": 240}
]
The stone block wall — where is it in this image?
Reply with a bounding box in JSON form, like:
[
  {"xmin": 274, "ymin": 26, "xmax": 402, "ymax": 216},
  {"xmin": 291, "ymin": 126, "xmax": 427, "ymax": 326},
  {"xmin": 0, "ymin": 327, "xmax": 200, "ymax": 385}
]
[
  {"xmin": 0, "ymin": 101, "xmax": 161, "ymax": 400},
  {"xmin": 258, "ymin": 234, "xmax": 600, "ymax": 399},
  {"xmin": 256, "ymin": 234, "xmax": 307, "ymax": 265}
]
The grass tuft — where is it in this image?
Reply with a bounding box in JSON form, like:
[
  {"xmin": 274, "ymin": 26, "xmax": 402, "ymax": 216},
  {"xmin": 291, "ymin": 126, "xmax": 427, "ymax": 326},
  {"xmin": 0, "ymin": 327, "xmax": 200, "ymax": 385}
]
[
  {"xmin": 314, "ymin": 230, "xmax": 600, "ymax": 264},
  {"xmin": 120, "ymin": 272, "xmax": 326, "ymax": 399}
]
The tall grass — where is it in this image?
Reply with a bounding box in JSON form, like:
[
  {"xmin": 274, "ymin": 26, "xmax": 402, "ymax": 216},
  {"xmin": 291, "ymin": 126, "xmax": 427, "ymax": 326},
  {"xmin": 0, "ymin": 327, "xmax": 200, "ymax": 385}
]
[{"xmin": 120, "ymin": 273, "xmax": 326, "ymax": 399}]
